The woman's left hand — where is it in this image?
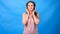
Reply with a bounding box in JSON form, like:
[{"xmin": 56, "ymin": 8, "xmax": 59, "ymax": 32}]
[{"xmin": 32, "ymin": 10, "xmax": 35, "ymax": 15}]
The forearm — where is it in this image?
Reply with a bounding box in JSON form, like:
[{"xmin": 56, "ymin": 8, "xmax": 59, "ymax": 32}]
[
  {"xmin": 33, "ymin": 14, "xmax": 39, "ymax": 24},
  {"xmin": 22, "ymin": 18, "xmax": 28, "ymax": 25},
  {"xmin": 22, "ymin": 14, "xmax": 29, "ymax": 25}
]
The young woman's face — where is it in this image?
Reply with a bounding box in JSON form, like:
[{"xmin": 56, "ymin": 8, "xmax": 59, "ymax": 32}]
[{"xmin": 27, "ymin": 2, "xmax": 34, "ymax": 12}]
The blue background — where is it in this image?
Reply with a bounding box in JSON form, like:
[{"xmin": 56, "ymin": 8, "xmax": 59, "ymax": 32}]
[{"xmin": 0, "ymin": 0, "xmax": 60, "ymax": 34}]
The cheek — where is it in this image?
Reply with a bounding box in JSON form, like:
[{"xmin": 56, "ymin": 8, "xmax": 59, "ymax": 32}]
[{"xmin": 31, "ymin": 7, "xmax": 34, "ymax": 9}]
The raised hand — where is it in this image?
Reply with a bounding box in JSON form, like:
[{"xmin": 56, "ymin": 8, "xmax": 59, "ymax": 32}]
[
  {"xmin": 26, "ymin": 9, "xmax": 29, "ymax": 15},
  {"xmin": 32, "ymin": 9, "xmax": 35, "ymax": 15}
]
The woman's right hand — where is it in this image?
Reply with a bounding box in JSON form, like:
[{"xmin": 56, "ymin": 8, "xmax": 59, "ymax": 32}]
[{"xmin": 26, "ymin": 9, "xmax": 29, "ymax": 15}]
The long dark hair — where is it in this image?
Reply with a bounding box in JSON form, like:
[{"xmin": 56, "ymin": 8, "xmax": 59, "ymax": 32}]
[{"xmin": 26, "ymin": 1, "xmax": 37, "ymax": 16}]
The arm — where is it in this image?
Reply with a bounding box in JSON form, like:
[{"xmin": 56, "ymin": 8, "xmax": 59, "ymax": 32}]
[
  {"xmin": 22, "ymin": 13, "xmax": 29, "ymax": 25},
  {"xmin": 33, "ymin": 14, "xmax": 39, "ymax": 24}
]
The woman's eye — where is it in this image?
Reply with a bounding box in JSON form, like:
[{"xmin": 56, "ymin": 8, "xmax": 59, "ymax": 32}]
[
  {"xmin": 28, "ymin": 5, "xmax": 30, "ymax": 6},
  {"xmin": 31, "ymin": 5, "xmax": 33, "ymax": 6},
  {"xmin": 31, "ymin": 5, "xmax": 32, "ymax": 6}
]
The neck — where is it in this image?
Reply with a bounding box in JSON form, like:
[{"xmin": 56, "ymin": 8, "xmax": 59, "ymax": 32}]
[{"xmin": 29, "ymin": 10, "xmax": 33, "ymax": 14}]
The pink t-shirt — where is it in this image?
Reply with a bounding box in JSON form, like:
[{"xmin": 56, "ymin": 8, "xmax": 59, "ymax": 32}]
[{"xmin": 23, "ymin": 14, "xmax": 38, "ymax": 34}]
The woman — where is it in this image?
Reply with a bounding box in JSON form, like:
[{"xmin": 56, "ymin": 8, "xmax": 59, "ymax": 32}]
[{"xmin": 22, "ymin": 1, "xmax": 39, "ymax": 34}]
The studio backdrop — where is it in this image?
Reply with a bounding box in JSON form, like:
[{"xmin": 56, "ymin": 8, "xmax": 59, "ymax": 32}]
[{"xmin": 0, "ymin": 0, "xmax": 60, "ymax": 34}]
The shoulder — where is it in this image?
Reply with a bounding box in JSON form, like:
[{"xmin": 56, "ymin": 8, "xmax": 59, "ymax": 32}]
[
  {"xmin": 22, "ymin": 12, "xmax": 27, "ymax": 17},
  {"xmin": 23, "ymin": 12, "xmax": 26, "ymax": 15}
]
